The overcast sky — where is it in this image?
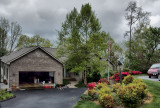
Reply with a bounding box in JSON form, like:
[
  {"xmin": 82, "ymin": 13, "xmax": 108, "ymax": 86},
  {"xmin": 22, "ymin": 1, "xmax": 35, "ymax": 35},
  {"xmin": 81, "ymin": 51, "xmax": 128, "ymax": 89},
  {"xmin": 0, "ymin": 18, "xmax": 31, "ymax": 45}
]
[{"xmin": 0, "ymin": 0, "xmax": 160, "ymax": 45}]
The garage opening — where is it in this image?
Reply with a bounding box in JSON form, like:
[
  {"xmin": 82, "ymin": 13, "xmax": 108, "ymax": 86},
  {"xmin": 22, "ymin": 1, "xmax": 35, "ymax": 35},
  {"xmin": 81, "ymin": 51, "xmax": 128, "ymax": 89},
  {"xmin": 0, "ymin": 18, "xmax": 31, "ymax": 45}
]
[{"xmin": 19, "ymin": 71, "xmax": 54, "ymax": 89}]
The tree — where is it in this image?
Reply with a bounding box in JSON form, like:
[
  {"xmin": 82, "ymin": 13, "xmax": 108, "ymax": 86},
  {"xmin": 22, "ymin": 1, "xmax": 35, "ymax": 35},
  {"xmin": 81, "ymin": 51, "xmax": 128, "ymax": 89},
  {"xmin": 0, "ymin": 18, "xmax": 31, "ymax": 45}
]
[
  {"xmin": 125, "ymin": 1, "xmax": 150, "ymax": 66},
  {"xmin": 57, "ymin": 3, "xmax": 122, "ymax": 84},
  {"xmin": 0, "ymin": 17, "xmax": 22, "ymax": 54},
  {"xmin": 126, "ymin": 26, "xmax": 160, "ymax": 72},
  {"xmin": 17, "ymin": 35, "xmax": 53, "ymax": 49},
  {"xmin": 9, "ymin": 22, "xmax": 22, "ymax": 52},
  {"xmin": 0, "ymin": 17, "xmax": 9, "ymax": 57}
]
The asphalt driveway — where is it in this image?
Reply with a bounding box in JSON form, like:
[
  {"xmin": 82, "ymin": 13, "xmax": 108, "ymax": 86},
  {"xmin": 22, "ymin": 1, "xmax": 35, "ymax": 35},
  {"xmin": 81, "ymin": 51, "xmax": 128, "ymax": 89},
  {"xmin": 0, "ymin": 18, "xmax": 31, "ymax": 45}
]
[
  {"xmin": 1, "ymin": 88, "xmax": 86, "ymax": 108},
  {"xmin": 137, "ymin": 76, "xmax": 160, "ymax": 82}
]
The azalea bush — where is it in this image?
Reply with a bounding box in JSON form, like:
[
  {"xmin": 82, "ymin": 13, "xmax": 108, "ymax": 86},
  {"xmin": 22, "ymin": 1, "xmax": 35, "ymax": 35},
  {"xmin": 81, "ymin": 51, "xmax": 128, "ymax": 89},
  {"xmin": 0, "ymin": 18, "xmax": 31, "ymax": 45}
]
[
  {"xmin": 131, "ymin": 71, "xmax": 142, "ymax": 75},
  {"xmin": 97, "ymin": 78, "xmax": 110, "ymax": 85},
  {"xmin": 87, "ymin": 82, "xmax": 96, "ymax": 90}
]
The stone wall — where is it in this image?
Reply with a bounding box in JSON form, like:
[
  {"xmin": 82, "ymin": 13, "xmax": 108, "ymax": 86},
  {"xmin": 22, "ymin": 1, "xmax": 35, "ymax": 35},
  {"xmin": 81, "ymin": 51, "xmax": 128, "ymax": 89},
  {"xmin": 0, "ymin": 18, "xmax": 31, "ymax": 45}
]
[{"xmin": 9, "ymin": 48, "xmax": 63, "ymax": 87}]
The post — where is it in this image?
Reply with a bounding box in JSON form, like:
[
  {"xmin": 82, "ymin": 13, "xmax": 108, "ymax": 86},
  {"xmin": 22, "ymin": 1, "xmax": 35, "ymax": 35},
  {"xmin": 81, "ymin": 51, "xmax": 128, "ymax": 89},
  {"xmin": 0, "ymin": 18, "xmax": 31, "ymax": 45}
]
[{"xmin": 119, "ymin": 66, "xmax": 122, "ymax": 85}]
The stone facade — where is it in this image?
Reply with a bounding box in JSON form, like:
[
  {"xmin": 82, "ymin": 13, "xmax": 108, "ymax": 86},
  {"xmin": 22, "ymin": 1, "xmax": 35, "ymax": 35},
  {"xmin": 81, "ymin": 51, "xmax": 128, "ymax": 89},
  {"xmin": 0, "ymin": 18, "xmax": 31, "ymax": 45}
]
[{"xmin": 9, "ymin": 48, "xmax": 63, "ymax": 87}]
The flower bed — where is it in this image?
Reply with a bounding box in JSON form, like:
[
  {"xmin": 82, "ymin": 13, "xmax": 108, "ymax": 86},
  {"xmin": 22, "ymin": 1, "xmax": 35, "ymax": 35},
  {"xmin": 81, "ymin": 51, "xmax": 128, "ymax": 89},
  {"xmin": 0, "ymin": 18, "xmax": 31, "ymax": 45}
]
[
  {"xmin": 0, "ymin": 90, "xmax": 15, "ymax": 102},
  {"xmin": 110, "ymin": 71, "xmax": 142, "ymax": 82},
  {"xmin": 81, "ymin": 75, "xmax": 151, "ymax": 108}
]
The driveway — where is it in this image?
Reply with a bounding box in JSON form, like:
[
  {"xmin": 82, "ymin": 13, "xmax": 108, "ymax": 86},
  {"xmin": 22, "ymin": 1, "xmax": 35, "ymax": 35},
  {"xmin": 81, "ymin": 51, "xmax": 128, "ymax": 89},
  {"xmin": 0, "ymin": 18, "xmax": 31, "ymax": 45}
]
[
  {"xmin": 1, "ymin": 88, "xmax": 86, "ymax": 108},
  {"xmin": 137, "ymin": 76, "xmax": 160, "ymax": 82}
]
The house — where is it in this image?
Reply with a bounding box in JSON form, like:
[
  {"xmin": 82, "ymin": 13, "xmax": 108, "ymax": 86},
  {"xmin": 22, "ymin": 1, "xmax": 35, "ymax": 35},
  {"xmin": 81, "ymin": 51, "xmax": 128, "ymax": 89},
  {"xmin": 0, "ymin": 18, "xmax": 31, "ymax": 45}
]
[{"xmin": 0, "ymin": 46, "xmax": 65, "ymax": 88}]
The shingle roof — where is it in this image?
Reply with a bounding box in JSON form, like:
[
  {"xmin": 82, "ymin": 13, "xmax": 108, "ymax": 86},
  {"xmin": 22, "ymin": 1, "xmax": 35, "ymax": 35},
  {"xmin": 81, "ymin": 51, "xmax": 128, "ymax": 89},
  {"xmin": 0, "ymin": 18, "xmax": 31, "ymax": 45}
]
[{"xmin": 0, "ymin": 46, "xmax": 64, "ymax": 65}]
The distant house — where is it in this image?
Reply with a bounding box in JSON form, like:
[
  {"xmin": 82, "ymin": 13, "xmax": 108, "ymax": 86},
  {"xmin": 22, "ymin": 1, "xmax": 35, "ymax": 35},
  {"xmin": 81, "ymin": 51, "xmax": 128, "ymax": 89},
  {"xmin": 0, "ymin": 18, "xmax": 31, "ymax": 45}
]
[{"xmin": 0, "ymin": 46, "xmax": 65, "ymax": 88}]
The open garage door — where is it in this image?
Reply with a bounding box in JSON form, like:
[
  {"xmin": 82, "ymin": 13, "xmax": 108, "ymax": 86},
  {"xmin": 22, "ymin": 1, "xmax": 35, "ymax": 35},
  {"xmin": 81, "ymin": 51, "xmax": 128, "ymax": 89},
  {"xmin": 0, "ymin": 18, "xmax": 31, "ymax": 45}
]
[{"xmin": 19, "ymin": 71, "xmax": 54, "ymax": 84}]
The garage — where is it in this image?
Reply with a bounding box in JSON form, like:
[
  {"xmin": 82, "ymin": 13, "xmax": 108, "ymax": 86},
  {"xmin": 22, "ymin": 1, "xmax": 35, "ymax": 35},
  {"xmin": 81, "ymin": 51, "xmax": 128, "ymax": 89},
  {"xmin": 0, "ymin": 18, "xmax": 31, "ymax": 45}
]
[
  {"xmin": 19, "ymin": 71, "xmax": 54, "ymax": 84},
  {"xmin": 0, "ymin": 46, "xmax": 64, "ymax": 88}
]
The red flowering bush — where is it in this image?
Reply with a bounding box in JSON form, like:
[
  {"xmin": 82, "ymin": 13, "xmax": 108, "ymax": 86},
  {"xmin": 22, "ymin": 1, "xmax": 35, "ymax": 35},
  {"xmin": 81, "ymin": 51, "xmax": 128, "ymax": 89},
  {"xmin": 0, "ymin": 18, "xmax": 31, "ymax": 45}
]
[
  {"xmin": 131, "ymin": 71, "xmax": 142, "ymax": 75},
  {"xmin": 97, "ymin": 78, "xmax": 110, "ymax": 85},
  {"xmin": 112, "ymin": 72, "xmax": 130, "ymax": 82},
  {"xmin": 87, "ymin": 82, "xmax": 96, "ymax": 90}
]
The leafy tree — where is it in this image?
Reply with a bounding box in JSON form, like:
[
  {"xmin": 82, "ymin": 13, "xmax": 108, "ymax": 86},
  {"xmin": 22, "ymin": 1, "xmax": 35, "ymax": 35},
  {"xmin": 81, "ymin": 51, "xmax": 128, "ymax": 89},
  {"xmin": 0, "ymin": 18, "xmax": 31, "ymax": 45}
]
[
  {"xmin": 57, "ymin": 4, "xmax": 122, "ymax": 84},
  {"xmin": 17, "ymin": 35, "xmax": 53, "ymax": 49},
  {"xmin": 126, "ymin": 26, "xmax": 160, "ymax": 72}
]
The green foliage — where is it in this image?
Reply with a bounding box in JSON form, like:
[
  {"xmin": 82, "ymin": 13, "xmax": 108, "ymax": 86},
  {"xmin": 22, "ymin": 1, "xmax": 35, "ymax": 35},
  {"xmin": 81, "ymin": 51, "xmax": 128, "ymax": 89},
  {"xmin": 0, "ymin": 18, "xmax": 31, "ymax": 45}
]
[
  {"xmin": 57, "ymin": 3, "xmax": 122, "ymax": 84},
  {"xmin": 63, "ymin": 79, "xmax": 70, "ymax": 85},
  {"xmin": 0, "ymin": 90, "xmax": 14, "ymax": 101},
  {"xmin": 111, "ymin": 93, "xmax": 121, "ymax": 106},
  {"xmin": 117, "ymin": 79, "xmax": 148, "ymax": 108},
  {"xmin": 80, "ymin": 94, "xmax": 92, "ymax": 100},
  {"xmin": 112, "ymin": 83, "xmax": 121, "ymax": 92},
  {"xmin": 17, "ymin": 35, "xmax": 53, "ymax": 49},
  {"xmin": 122, "ymin": 68, "xmax": 130, "ymax": 72},
  {"xmin": 98, "ymin": 94, "xmax": 114, "ymax": 108},
  {"xmin": 75, "ymin": 81, "xmax": 86, "ymax": 88},
  {"xmin": 125, "ymin": 25, "xmax": 160, "ymax": 72},
  {"xmin": 88, "ymin": 89, "xmax": 97, "ymax": 98},
  {"xmin": 96, "ymin": 83, "xmax": 107, "ymax": 90},
  {"xmin": 123, "ymin": 75, "xmax": 134, "ymax": 85}
]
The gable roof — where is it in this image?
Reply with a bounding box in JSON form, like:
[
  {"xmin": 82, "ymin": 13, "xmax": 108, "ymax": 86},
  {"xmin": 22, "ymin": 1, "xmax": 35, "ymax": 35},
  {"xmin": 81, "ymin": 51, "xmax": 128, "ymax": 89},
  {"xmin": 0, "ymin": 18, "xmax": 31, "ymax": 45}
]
[{"xmin": 0, "ymin": 46, "xmax": 64, "ymax": 65}]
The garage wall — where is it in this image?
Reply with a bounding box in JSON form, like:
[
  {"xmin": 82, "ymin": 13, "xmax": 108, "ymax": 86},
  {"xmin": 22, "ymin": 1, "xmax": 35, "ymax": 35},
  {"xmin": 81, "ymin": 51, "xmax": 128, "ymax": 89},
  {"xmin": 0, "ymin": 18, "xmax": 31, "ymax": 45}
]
[{"xmin": 9, "ymin": 48, "xmax": 63, "ymax": 87}]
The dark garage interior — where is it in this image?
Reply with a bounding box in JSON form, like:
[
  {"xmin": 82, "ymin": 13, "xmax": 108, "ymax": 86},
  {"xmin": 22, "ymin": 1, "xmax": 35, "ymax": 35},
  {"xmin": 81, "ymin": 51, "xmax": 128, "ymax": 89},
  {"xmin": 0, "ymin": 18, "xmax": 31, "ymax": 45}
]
[{"xmin": 19, "ymin": 71, "xmax": 54, "ymax": 84}]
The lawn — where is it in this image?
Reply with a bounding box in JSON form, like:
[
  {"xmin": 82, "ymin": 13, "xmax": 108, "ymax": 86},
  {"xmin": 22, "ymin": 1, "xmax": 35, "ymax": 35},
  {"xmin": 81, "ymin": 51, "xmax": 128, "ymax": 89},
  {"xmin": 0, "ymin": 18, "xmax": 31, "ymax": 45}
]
[
  {"xmin": 140, "ymin": 79, "xmax": 160, "ymax": 108},
  {"xmin": 73, "ymin": 100, "xmax": 101, "ymax": 108}
]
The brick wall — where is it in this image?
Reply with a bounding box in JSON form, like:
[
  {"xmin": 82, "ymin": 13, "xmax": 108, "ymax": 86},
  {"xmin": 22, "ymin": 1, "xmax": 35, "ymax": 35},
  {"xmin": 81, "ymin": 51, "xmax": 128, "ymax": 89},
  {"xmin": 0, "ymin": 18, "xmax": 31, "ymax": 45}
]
[{"xmin": 9, "ymin": 48, "xmax": 63, "ymax": 87}]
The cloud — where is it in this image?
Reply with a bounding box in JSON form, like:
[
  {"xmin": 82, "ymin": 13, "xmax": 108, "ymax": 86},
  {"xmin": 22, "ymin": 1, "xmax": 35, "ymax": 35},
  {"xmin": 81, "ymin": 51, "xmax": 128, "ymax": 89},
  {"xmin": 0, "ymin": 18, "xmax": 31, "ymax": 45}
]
[{"xmin": 0, "ymin": 0, "xmax": 160, "ymax": 45}]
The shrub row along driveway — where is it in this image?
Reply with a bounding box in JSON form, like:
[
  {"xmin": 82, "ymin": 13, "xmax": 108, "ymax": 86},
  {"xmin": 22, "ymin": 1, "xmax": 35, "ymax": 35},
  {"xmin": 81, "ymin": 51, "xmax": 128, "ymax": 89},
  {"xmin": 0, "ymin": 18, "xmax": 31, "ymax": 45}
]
[
  {"xmin": 138, "ymin": 76, "xmax": 159, "ymax": 82},
  {"xmin": 1, "ymin": 88, "xmax": 86, "ymax": 108}
]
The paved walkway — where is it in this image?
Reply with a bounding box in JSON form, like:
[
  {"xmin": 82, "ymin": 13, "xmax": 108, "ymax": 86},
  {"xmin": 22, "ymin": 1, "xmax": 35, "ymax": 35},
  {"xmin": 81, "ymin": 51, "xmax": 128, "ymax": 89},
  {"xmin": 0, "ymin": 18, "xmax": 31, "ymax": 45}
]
[
  {"xmin": 1, "ymin": 88, "xmax": 86, "ymax": 108},
  {"xmin": 66, "ymin": 81, "xmax": 78, "ymax": 88},
  {"xmin": 137, "ymin": 76, "xmax": 160, "ymax": 82}
]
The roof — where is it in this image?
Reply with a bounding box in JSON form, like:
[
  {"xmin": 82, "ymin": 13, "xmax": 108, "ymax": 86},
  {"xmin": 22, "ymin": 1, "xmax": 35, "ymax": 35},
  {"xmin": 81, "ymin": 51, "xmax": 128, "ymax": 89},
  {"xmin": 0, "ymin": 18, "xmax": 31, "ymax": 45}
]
[{"xmin": 0, "ymin": 46, "xmax": 64, "ymax": 65}]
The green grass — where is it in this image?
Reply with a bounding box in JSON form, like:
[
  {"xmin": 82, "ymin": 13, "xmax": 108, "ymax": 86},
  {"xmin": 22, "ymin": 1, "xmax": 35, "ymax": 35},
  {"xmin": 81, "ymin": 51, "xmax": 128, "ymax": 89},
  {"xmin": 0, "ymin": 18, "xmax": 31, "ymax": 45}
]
[
  {"xmin": 140, "ymin": 79, "xmax": 160, "ymax": 108},
  {"xmin": 73, "ymin": 100, "xmax": 101, "ymax": 108}
]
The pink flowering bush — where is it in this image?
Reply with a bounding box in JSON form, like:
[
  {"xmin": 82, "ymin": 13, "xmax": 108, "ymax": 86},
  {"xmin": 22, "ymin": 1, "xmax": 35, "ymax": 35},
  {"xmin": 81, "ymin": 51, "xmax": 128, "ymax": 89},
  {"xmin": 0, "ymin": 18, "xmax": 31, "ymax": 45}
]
[
  {"xmin": 87, "ymin": 82, "xmax": 96, "ymax": 90},
  {"xmin": 97, "ymin": 78, "xmax": 110, "ymax": 85},
  {"xmin": 131, "ymin": 71, "xmax": 142, "ymax": 75}
]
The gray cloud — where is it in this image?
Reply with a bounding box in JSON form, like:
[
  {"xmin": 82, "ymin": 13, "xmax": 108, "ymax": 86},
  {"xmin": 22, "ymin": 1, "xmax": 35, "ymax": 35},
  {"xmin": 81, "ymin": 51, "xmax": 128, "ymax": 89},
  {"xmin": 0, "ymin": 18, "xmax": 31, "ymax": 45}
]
[{"xmin": 0, "ymin": 0, "xmax": 160, "ymax": 45}]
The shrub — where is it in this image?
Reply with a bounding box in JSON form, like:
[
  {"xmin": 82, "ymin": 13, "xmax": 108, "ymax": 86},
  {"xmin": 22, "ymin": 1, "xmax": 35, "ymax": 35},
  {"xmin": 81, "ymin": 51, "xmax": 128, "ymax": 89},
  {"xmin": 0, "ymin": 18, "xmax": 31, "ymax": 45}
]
[
  {"xmin": 88, "ymin": 89, "xmax": 97, "ymax": 98},
  {"xmin": 117, "ymin": 81, "xmax": 148, "ymax": 108},
  {"xmin": 112, "ymin": 83, "xmax": 121, "ymax": 92},
  {"xmin": 87, "ymin": 82, "xmax": 96, "ymax": 90},
  {"xmin": 98, "ymin": 86, "xmax": 110, "ymax": 96},
  {"xmin": 80, "ymin": 94, "xmax": 92, "ymax": 100},
  {"xmin": 0, "ymin": 90, "xmax": 14, "ymax": 101},
  {"xmin": 123, "ymin": 75, "xmax": 134, "ymax": 85},
  {"xmin": 97, "ymin": 78, "xmax": 110, "ymax": 85},
  {"xmin": 112, "ymin": 93, "xmax": 121, "ymax": 106},
  {"xmin": 99, "ymin": 94, "xmax": 114, "ymax": 108},
  {"xmin": 122, "ymin": 68, "xmax": 130, "ymax": 72},
  {"xmin": 96, "ymin": 83, "xmax": 107, "ymax": 90},
  {"xmin": 131, "ymin": 71, "xmax": 142, "ymax": 75}
]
